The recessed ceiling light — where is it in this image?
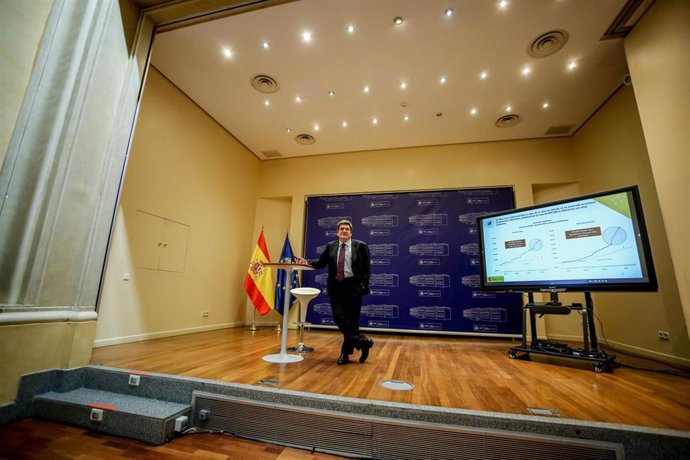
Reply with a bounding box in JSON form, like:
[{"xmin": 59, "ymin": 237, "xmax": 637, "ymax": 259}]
[
  {"xmin": 261, "ymin": 41, "xmax": 270, "ymax": 49},
  {"xmin": 445, "ymin": 8, "xmax": 454, "ymax": 17},
  {"xmin": 372, "ymin": 117, "xmax": 379, "ymax": 125},
  {"xmin": 295, "ymin": 96, "xmax": 302, "ymax": 103},
  {"xmin": 505, "ymin": 105, "xmax": 512, "ymax": 112},
  {"xmin": 436, "ymin": 112, "xmax": 443, "ymax": 117},
  {"xmin": 222, "ymin": 47, "xmax": 233, "ymax": 58},
  {"xmin": 328, "ymin": 90, "xmax": 335, "ymax": 96},
  {"xmin": 302, "ymin": 31, "xmax": 313, "ymax": 43},
  {"xmin": 404, "ymin": 115, "xmax": 410, "ymax": 121},
  {"xmin": 363, "ymin": 85, "xmax": 370, "ymax": 93},
  {"xmin": 400, "ymin": 81, "xmax": 407, "ymax": 90},
  {"xmin": 542, "ymin": 102, "xmax": 550, "ymax": 109},
  {"xmin": 567, "ymin": 61, "xmax": 578, "ymax": 71},
  {"xmin": 393, "ymin": 17, "xmax": 403, "ymax": 25},
  {"xmin": 470, "ymin": 107, "xmax": 478, "ymax": 115},
  {"xmin": 439, "ymin": 76, "xmax": 447, "ymax": 84},
  {"xmin": 313, "ymin": 123, "xmax": 320, "ymax": 131},
  {"xmin": 498, "ymin": 0, "xmax": 509, "ymax": 10},
  {"xmin": 347, "ymin": 24, "xmax": 355, "ymax": 33},
  {"xmin": 342, "ymin": 121, "xmax": 348, "ymax": 127},
  {"xmin": 480, "ymin": 71, "xmax": 489, "ymax": 80},
  {"xmin": 264, "ymin": 100, "xmax": 271, "ymax": 106},
  {"xmin": 285, "ymin": 128, "xmax": 292, "ymax": 133},
  {"xmin": 522, "ymin": 65, "xmax": 532, "ymax": 76}
]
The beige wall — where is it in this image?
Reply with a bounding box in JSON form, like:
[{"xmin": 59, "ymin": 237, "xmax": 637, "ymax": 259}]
[
  {"xmin": 0, "ymin": 321, "xmax": 96, "ymax": 404},
  {"xmin": 567, "ymin": 86, "xmax": 688, "ymax": 362},
  {"xmin": 95, "ymin": 67, "xmax": 262, "ymax": 345},
  {"xmin": 258, "ymin": 138, "xmax": 576, "ymax": 256},
  {"xmin": 0, "ymin": 0, "xmax": 53, "ymax": 167},
  {"xmin": 624, "ymin": 0, "xmax": 690, "ymax": 340}
]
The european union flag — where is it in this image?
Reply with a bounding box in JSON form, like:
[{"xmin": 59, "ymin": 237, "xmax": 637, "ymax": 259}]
[{"xmin": 274, "ymin": 234, "xmax": 299, "ymax": 315}]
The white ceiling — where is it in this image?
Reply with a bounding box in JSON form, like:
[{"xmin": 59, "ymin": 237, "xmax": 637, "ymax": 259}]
[{"xmin": 151, "ymin": 0, "xmax": 638, "ymax": 160}]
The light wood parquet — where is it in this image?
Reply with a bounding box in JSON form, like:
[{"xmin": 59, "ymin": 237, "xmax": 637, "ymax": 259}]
[
  {"xmin": 0, "ymin": 417, "xmax": 343, "ymax": 460},
  {"xmin": 88, "ymin": 327, "xmax": 690, "ymax": 430}
]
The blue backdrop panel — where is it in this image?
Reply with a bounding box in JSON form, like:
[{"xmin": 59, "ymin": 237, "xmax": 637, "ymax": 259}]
[{"xmin": 302, "ymin": 187, "xmax": 522, "ymax": 336}]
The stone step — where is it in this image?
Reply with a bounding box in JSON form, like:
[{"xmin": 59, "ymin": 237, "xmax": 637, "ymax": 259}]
[{"xmin": 33, "ymin": 387, "xmax": 191, "ymax": 445}]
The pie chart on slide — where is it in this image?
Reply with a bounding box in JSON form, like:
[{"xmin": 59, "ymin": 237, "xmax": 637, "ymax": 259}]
[{"xmin": 603, "ymin": 226, "xmax": 626, "ymax": 246}]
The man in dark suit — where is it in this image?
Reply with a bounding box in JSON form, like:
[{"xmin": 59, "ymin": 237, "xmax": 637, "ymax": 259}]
[{"xmin": 297, "ymin": 219, "xmax": 374, "ymax": 364}]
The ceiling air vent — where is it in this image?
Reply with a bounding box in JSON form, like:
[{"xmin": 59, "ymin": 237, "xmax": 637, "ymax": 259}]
[
  {"xmin": 262, "ymin": 150, "xmax": 282, "ymax": 158},
  {"xmin": 495, "ymin": 114, "xmax": 521, "ymax": 128},
  {"xmin": 295, "ymin": 134, "xmax": 316, "ymax": 145},
  {"xmin": 528, "ymin": 30, "xmax": 569, "ymax": 58},
  {"xmin": 545, "ymin": 124, "xmax": 575, "ymax": 135},
  {"xmin": 251, "ymin": 74, "xmax": 279, "ymax": 93}
]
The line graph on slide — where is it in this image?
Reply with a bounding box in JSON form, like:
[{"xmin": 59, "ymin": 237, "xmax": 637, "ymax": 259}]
[{"xmin": 500, "ymin": 238, "xmax": 543, "ymax": 266}]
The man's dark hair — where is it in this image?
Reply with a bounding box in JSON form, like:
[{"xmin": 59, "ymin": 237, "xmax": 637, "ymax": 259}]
[{"xmin": 337, "ymin": 219, "xmax": 353, "ymax": 230}]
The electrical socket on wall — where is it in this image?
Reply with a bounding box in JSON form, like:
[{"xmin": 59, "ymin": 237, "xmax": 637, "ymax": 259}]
[
  {"xmin": 128, "ymin": 374, "xmax": 140, "ymax": 386},
  {"xmin": 202, "ymin": 311, "xmax": 209, "ymax": 317},
  {"xmin": 658, "ymin": 330, "xmax": 670, "ymax": 340}
]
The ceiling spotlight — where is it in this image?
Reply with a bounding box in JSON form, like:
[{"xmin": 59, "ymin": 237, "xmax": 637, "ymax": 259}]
[
  {"xmin": 567, "ymin": 61, "xmax": 578, "ymax": 71},
  {"xmin": 400, "ymin": 81, "xmax": 407, "ymax": 90},
  {"xmin": 542, "ymin": 102, "xmax": 550, "ymax": 109},
  {"xmin": 328, "ymin": 90, "xmax": 335, "ymax": 96},
  {"xmin": 261, "ymin": 41, "xmax": 270, "ymax": 49},
  {"xmin": 295, "ymin": 96, "xmax": 302, "ymax": 103},
  {"xmin": 401, "ymin": 101, "xmax": 408, "ymax": 107},
  {"xmin": 302, "ymin": 31, "xmax": 313, "ymax": 43},
  {"xmin": 522, "ymin": 66, "xmax": 532, "ymax": 76},
  {"xmin": 347, "ymin": 24, "xmax": 355, "ymax": 33},
  {"xmin": 470, "ymin": 107, "xmax": 478, "ymax": 115},
  {"xmin": 480, "ymin": 71, "xmax": 489, "ymax": 80},
  {"xmin": 264, "ymin": 100, "xmax": 271, "ymax": 106},
  {"xmin": 313, "ymin": 124, "xmax": 320, "ymax": 131},
  {"xmin": 445, "ymin": 8, "xmax": 454, "ymax": 17},
  {"xmin": 393, "ymin": 16, "xmax": 403, "ymax": 25},
  {"xmin": 404, "ymin": 115, "xmax": 410, "ymax": 121},
  {"xmin": 436, "ymin": 112, "xmax": 443, "ymax": 117},
  {"xmin": 342, "ymin": 121, "xmax": 348, "ymax": 127},
  {"xmin": 505, "ymin": 105, "xmax": 512, "ymax": 112},
  {"xmin": 363, "ymin": 85, "xmax": 370, "ymax": 93},
  {"xmin": 222, "ymin": 47, "xmax": 233, "ymax": 58},
  {"xmin": 285, "ymin": 128, "xmax": 292, "ymax": 133},
  {"xmin": 439, "ymin": 76, "xmax": 447, "ymax": 84},
  {"xmin": 372, "ymin": 117, "xmax": 379, "ymax": 125},
  {"xmin": 498, "ymin": 0, "xmax": 509, "ymax": 10}
]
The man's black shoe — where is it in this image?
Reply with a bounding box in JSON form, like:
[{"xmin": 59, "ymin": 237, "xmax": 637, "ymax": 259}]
[
  {"xmin": 359, "ymin": 340, "xmax": 373, "ymax": 363},
  {"xmin": 337, "ymin": 354, "xmax": 350, "ymax": 365}
]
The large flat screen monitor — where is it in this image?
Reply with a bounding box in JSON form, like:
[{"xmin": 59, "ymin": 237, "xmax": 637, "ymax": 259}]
[{"xmin": 477, "ymin": 186, "xmax": 657, "ymax": 292}]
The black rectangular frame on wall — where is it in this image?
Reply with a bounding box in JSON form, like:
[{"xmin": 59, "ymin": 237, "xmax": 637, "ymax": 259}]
[{"xmin": 301, "ymin": 187, "xmax": 523, "ymax": 337}]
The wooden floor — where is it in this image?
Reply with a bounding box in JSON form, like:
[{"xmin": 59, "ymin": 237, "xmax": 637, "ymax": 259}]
[
  {"xmin": 0, "ymin": 417, "xmax": 342, "ymax": 460},
  {"xmin": 3, "ymin": 327, "xmax": 689, "ymax": 459},
  {"xmin": 87, "ymin": 327, "xmax": 690, "ymax": 431}
]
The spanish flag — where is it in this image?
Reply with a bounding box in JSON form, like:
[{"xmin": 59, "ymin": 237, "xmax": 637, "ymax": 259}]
[{"xmin": 244, "ymin": 230, "xmax": 275, "ymax": 315}]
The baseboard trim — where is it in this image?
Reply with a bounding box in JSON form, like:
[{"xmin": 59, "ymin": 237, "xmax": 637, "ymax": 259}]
[{"xmin": 93, "ymin": 322, "xmax": 243, "ymax": 348}]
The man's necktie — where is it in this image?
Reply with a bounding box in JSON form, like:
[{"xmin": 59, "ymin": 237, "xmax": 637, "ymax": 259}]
[{"xmin": 336, "ymin": 243, "xmax": 346, "ymax": 281}]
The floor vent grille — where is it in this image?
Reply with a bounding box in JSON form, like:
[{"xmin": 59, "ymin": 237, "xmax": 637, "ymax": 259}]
[{"xmin": 191, "ymin": 391, "xmax": 622, "ymax": 459}]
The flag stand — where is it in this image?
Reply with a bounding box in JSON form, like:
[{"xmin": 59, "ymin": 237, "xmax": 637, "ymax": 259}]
[{"xmin": 247, "ymin": 309, "xmax": 257, "ymax": 331}]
